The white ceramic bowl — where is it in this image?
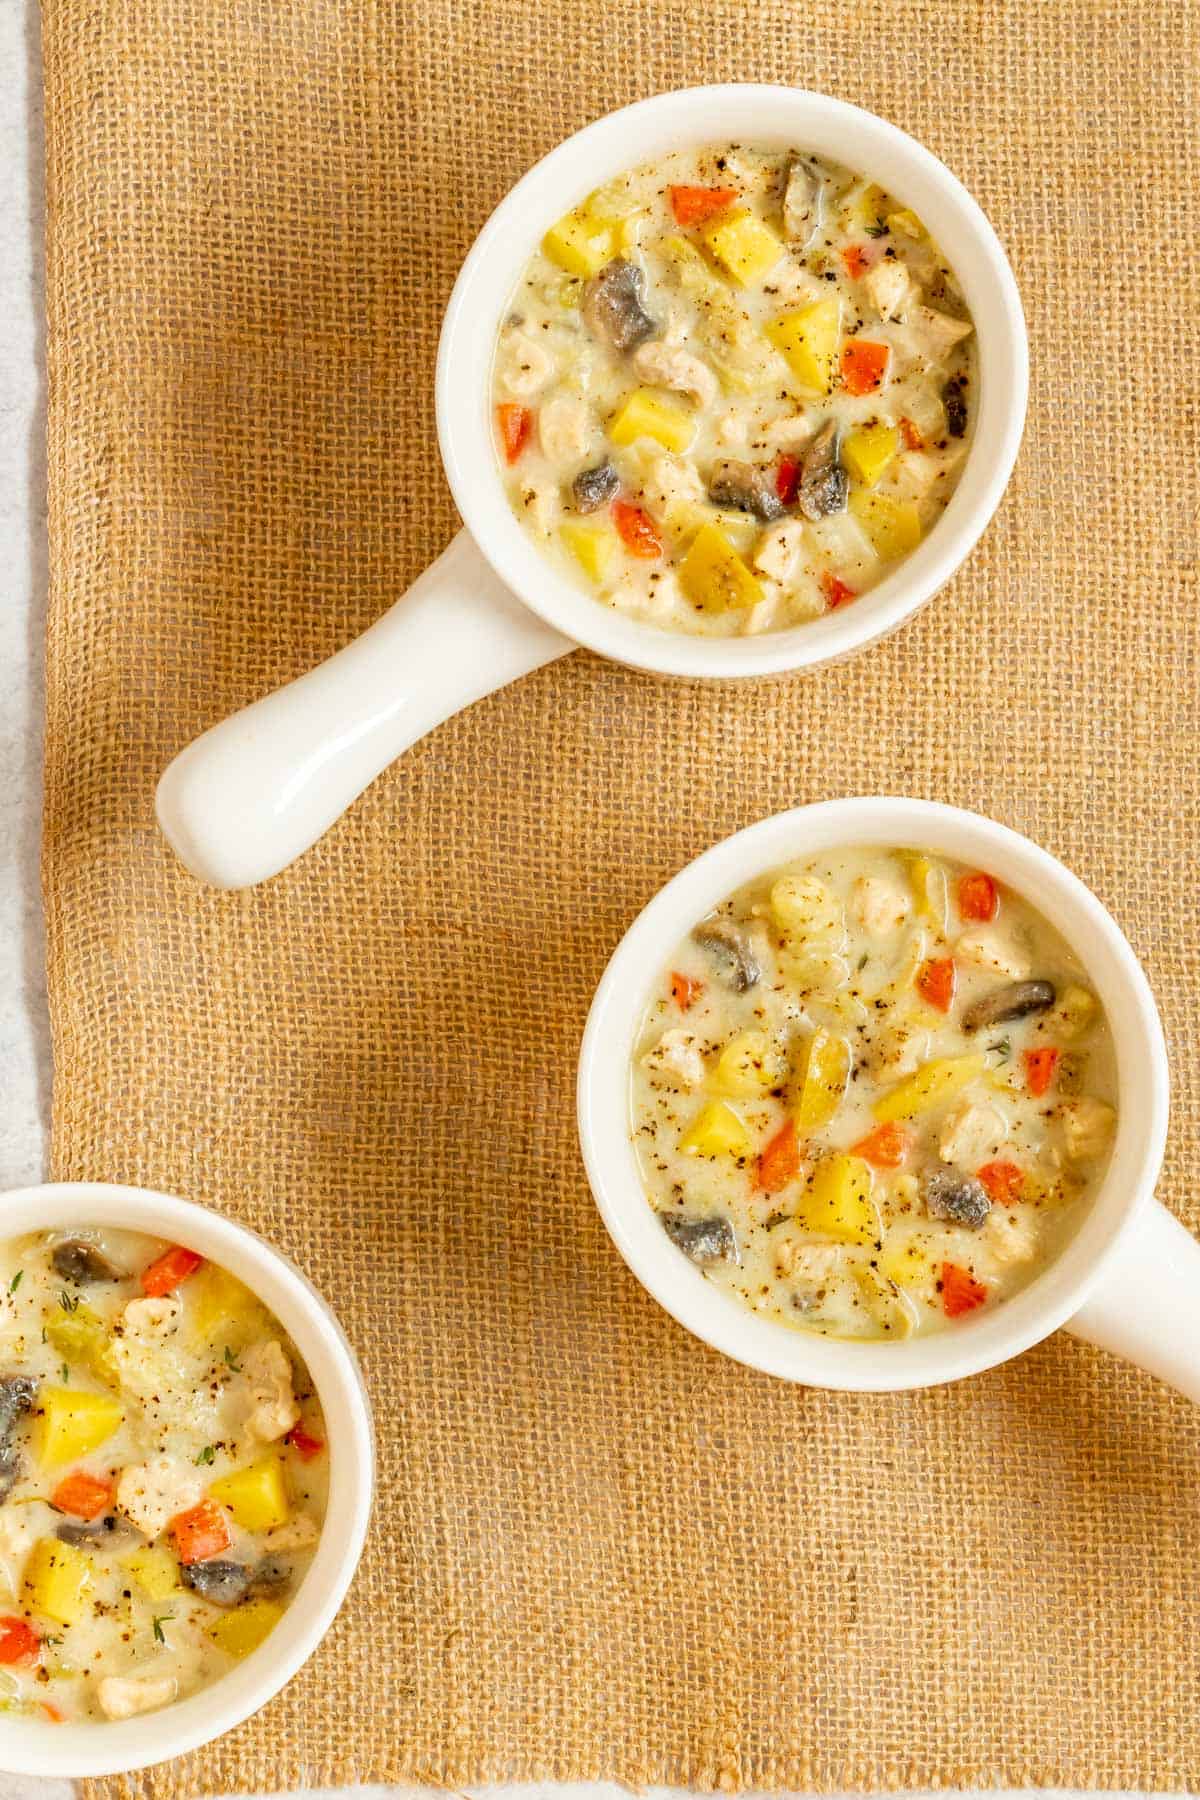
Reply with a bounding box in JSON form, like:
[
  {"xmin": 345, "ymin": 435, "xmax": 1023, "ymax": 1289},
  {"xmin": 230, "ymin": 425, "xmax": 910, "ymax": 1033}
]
[
  {"xmin": 578, "ymin": 799, "xmax": 1200, "ymax": 1401},
  {"xmin": 0, "ymin": 1183, "xmax": 374, "ymax": 1779},
  {"xmin": 157, "ymin": 87, "xmax": 1028, "ymax": 890}
]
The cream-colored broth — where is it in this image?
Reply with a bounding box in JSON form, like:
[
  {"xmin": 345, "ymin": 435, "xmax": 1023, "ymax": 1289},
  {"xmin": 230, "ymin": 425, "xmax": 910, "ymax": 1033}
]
[
  {"xmin": 631, "ymin": 848, "xmax": 1117, "ymax": 1339},
  {"xmin": 0, "ymin": 1229, "xmax": 327, "ymax": 1723},
  {"xmin": 493, "ymin": 145, "xmax": 975, "ymax": 635}
]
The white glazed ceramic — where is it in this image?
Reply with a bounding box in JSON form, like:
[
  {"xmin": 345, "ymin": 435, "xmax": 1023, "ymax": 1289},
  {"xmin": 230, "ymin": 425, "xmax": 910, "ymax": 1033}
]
[
  {"xmin": 0, "ymin": 1183, "xmax": 374, "ymax": 1778},
  {"xmin": 577, "ymin": 798, "xmax": 1199, "ymax": 1400},
  {"xmin": 156, "ymin": 86, "xmax": 1027, "ymax": 890}
]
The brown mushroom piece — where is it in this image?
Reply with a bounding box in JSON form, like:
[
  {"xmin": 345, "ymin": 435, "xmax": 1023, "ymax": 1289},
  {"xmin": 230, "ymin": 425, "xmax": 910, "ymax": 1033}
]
[
  {"xmin": 0, "ymin": 1375, "xmax": 36, "ymax": 1504},
  {"xmin": 943, "ymin": 374, "xmax": 968, "ymax": 438},
  {"xmin": 51, "ymin": 1239, "xmax": 124, "ymax": 1285},
  {"xmin": 572, "ymin": 461, "xmax": 620, "ymax": 514},
  {"xmin": 707, "ymin": 459, "xmax": 785, "ymax": 522},
  {"xmin": 924, "ymin": 1166, "xmax": 991, "ymax": 1230},
  {"xmin": 182, "ymin": 1559, "xmax": 255, "ymax": 1607},
  {"xmin": 660, "ymin": 1213, "xmax": 739, "ymax": 1265},
  {"xmin": 691, "ymin": 917, "xmax": 761, "ymax": 992},
  {"xmin": 57, "ymin": 1512, "xmax": 142, "ymax": 1550},
  {"xmin": 962, "ymin": 979, "xmax": 1056, "ymax": 1034},
  {"xmin": 581, "ymin": 258, "xmax": 657, "ymax": 354},
  {"xmin": 796, "ymin": 420, "xmax": 848, "ymax": 522}
]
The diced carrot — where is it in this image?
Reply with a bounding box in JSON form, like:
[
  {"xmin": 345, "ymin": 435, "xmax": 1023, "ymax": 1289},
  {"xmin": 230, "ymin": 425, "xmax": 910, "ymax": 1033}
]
[
  {"xmin": 668, "ymin": 184, "xmax": 739, "ymax": 226},
  {"xmin": 977, "ymin": 1159, "xmax": 1026, "ymax": 1205},
  {"xmin": 51, "ymin": 1471, "xmax": 114, "ymax": 1520},
  {"xmin": 754, "ymin": 1119, "xmax": 800, "ymax": 1194},
  {"xmin": 899, "ymin": 416, "xmax": 924, "ymax": 451},
  {"xmin": 1023, "ymin": 1047, "xmax": 1061, "ymax": 1098},
  {"xmin": 776, "ymin": 455, "xmax": 800, "ymax": 505},
  {"xmin": 496, "ymin": 402, "xmax": 533, "ymax": 465},
  {"xmin": 820, "ymin": 571, "xmax": 857, "ymax": 609},
  {"xmin": 0, "ymin": 1617, "xmax": 39, "ymax": 1666},
  {"xmin": 41, "ymin": 1703, "xmax": 65, "ymax": 1723},
  {"xmin": 611, "ymin": 499, "xmax": 663, "ymax": 559},
  {"xmin": 840, "ymin": 339, "xmax": 890, "ymax": 396},
  {"xmin": 670, "ymin": 971, "xmax": 704, "ymax": 1012},
  {"xmin": 957, "ymin": 871, "xmax": 998, "ymax": 922},
  {"xmin": 286, "ymin": 1424, "xmax": 326, "ymax": 1461},
  {"xmin": 141, "ymin": 1245, "xmax": 204, "ymax": 1298},
  {"xmin": 941, "ymin": 1261, "xmax": 988, "ymax": 1318},
  {"xmin": 841, "ymin": 244, "xmax": 869, "ymax": 279},
  {"xmin": 850, "ymin": 1121, "xmax": 914, "ymax": 1170},
  {"xmin": 171, "ymin": 1500, "xmax": 232, "ymax": 1566},
  {"xmin": 915, "ymin": 956, "xmax": 957, "ymax": 1013}
]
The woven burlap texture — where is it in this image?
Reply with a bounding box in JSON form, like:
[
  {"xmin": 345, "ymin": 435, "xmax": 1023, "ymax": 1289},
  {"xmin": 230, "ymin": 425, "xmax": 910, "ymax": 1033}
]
[{"xmin": 42, "ymin": 0, "xmax": 1198, "ymax": 1793}]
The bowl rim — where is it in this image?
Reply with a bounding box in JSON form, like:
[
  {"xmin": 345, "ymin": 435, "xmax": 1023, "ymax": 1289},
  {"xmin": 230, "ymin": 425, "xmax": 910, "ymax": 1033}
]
[
  {"xmin": 436, "ymin": 82, "xmax": 1028, "ymax": 680},
  {"xmin": 0, "ymin": 1182, "xmax": 375, "ymax": 1778},
  {"xmin": 576, "ymin": 798, "xmax": 1170, "ymax": 1391}
]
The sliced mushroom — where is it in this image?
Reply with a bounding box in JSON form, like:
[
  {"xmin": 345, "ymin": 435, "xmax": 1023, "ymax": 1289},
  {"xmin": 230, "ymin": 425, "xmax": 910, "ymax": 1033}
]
[
  {"xmin": 0, "ymin": 1375, "xmax": 36, "ymax": 1503},
  {"xmin": 796, "ymin": 420, "xmax": 847, "ymax": 522},
  {"xmin": 924, "ymin": 1166, "xmax": 991, "ymax": 1230},
  {"xmin": 943, "ymin": 374, "xmax": 968, "ymax": 438},
  {"xmin": 660, "ymin": 1213, "xmax": 739, "ymax": 1265},
  {"xmin": 57, "ymin": 1512, "xmax": 142, "ymax": 1550},
  {"xmin": 962, "ymin": 979, "xmax": 1056, "ymax": 1033},
  {"xmin": 182, "ymin": 1559, "xmax": 255, "ymax": 1607},
  {"xmin": 581, "ymin": 258, "xmax": 657, "ymax": 354},
  {"xmin": 706, "ymin": 459, "xmax": 785, "ymax": 522},
  {"xmin": 51, "ymin": 1239, "xmax": 123, "ymax": 1284},
  {"xmin": 572, "ymin": 461, "xmax": 620, "ymax": 514},
  {"xmin": 692, "ymin": 917, "xmax": 761, "ymax": 992},
  {"xmin": 782, "ymin": 159, "xmax": 823, "ymax": 248}
]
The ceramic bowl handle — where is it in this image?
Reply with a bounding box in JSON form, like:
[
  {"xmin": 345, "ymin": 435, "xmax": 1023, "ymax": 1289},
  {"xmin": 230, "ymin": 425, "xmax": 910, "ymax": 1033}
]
[
  {"xmin": 1065, "ymin": 1199, "xmax": 1200, "ymax": 1404},
  {"xmin": 155, "ymin": 531, "xmax": 573, "ymax": 889}
]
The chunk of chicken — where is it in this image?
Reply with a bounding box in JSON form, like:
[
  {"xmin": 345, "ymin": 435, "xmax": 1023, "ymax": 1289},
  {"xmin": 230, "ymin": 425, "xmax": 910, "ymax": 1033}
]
[
  {"xmin": 774, "ymin": 1237, "xmax": 837, "ymax": 1283},
  {"xmin": 753, "ymin": 519, "xmax": 806, "ymax": 584},
  {"xmin": 122, "ymin": 1296, "xmax": 182, "ymax": 1339},
  {"xmin": 641, "ymin": 1028, "xmax": 704, "ymax": 1088},
  {"xmin": 608, "ymin": 567, "xmax": 682, "ymax": 621},
  {"xmin": 636, "ymin": 453, "xmax": 704, "ymax": 520},
  {"xmin": 863, "ymin": 258, "xmax": 912, "ymax": 323},
  {"xmin": 938, "ymin": 1099, "xmax": 1009, "ymax": 1169},
  {"xmin": 115, "ymin": 1456, "xmax": 202, "ymax": 1539},
  {"xmin": 242, "ymin": 1340, "xmax": 300, "ymax": 1443},
  {"xmin": 1061, "ymin": 1097, "xmax": 1116, "ymax": 1163},
  {"xmin": 956, "ymin": 928, "xmax": 1029, "ymax": 981},
  {"xmin": 631, "ymin": 338, "xmax": 718, "ymax": 409},
  {"xmin": 514, "ymin": 480, "xmax": 556, "ymax": 535},
  {"xmin": 983, "ymin": 1207, "xmax": 1041, "ymax": 1266},
  {"xmin": 265, "ymin": 1513, "xmax": 320, "ymax": 1553},
  {"xmin": 757, "ymin": 411, "xmax": 815, "ymax": 450},
  {"xmin": 893, "ymin": 450, "xmax": 944, "ymax": 500},
  {"xmin": 782, "ymin": 159, "xmax": 822, "ymax": 247},
  {"xmin": 537, "ymin": 391, "xmax": 592, "ymax": 465},
  {"xmin": 714, "ymin": 408, "xmax": 750, "ymax": 448},
  {"xmin": 851, "ymin": 875, "xmax": 911, "ymax": 937},
  {"xmin": 908, "ymin": 305, "xmax": 974, "ymax": 365},
  {"xmin": 765, "ymin": 261, "xmax": 824, "ymax": 309},
  {"xmin": 97, "ymin": 1675, "xmax": 177, "ymax": 1721},
  {"xmin": 495, "ymin": 329, "xmax": 555, "ymax": 399}
]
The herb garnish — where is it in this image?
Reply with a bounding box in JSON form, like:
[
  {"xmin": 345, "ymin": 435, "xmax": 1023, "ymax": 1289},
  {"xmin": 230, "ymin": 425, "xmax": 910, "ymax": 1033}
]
[
  {"xmin": 152, "ymin": 1614, "xmax": 173, "ymax": 1645},
  {"xmin": 223, "ymin": 1347, "xmax": 242, "ymax": 1373},
  {"xmin": 7, "ymin": 1272, "xmax": 21, "ymax": 1294},
  {"xmin": 866, "ymin": 219, "xmax": 889, "ymax": 238},
  {"xmin": 988, "ymin": 1037, "xmax": 1013, "ymax": 1062},
  {"xmin": 195, "ymin": 1445, "xmax": 215, "ymax": 1466},
  {"xmin": 58, "ymin": 1290, "xmax": 79, "ymax": 1314}
]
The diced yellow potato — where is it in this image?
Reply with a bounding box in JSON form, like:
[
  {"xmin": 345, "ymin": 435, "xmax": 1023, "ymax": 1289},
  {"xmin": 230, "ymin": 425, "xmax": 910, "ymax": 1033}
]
[
  {"xmin": 886, "ymin": 208, "xmax": 924, "ymax": 238},
  {"xmin": 584, "ymin": 181, "xmax": 639, "ymax": 221},
  {"xmin": 799, "ymin": 1155, "xmax": 879, "ymax": 1246},
  {"xmin": 208, "ymin": 1456, "xmax": 290, "ymax": 1534},
  {"xmin": 206, "ymin": 1597, "xmax": 284, "ymax": 1661},
  {"xmin": 189, "ymin": 1265, "xmax": 267, "ymax": 1349},
  {"xmin": 900, "ymin": 852, "xmax": 949, "ymax": 929},
  {"xmin": 666, "ymin": 502, "xmax": 757, "ymax": 555},
  {"xmin": 873, "ymin": 1054, "xmax": 987, "ymax": 1122},
  {"xmin": 711, "ymin": 1030, "xmax": 783, "ymax": 1098},
  {"xmin": 855, "ymin": 1264, "xmax": 918, "ymax": 1338},
  {"xmin": 662, "ymin": 234, "xmax": 725, "ymax": 301},
  {"xmin": 848, "ymin": 490, "xmax": 922, "ymax": 560},
  {"xmin": 879, "ymin": 1233, "xmax": 936, "ymax": 1288},
  {"xmin": 840, "ymin": 181, "xmax": 888, "ymax": 232},
  {"xmin": 609, "ymin": 387, "xmax": 697, "ymax": 455},
  {"xmin": 842, "ymin": 423, "xmax": 899, "ymax": 488},
  {"xmin": 24, "ymin": 1539, "xmax": 94, "ymax": 1626},
  {"xmin": 767, "ymin": 298, "xmax": 842, "ymax": 395},
  {"xmin": 1053, "ymin": 985, "xmax": 1098, "ymax": 1040},
  {"xmin": 769, "ymin": 874, "xmax": 842, "ymax": 937},
  {"xmin": 45, "ymin": 1304, "xmax": 112, "ymax": 1381},
  {"xmin": 34, "ymin": 1387, "xmax": 124, "ymax": 1469},
  {"xmin": 702, "ymin": 210, "xmax": 784, "ymax": 287},
  {"xmin": 120, "ymin": 1545, "xmax": 180, "ymax": 1602},
  {"xmin": 559, "ymin": 522, "xmax": 620, "ymax": 585},
  {"xmin": 678, "ymin": 523, "xmax": 764, "ymax": 613},
  {"xmin": 679, "ymin": 1100, "xmax": 751, "ymax": 1160},
  {"xmin": 793, "ymin": 1029, "xmax": 852, "ymax": 1131},
  {"xmin": 542, "ymin": 210, "xmax": 615, "ymax": 278}
]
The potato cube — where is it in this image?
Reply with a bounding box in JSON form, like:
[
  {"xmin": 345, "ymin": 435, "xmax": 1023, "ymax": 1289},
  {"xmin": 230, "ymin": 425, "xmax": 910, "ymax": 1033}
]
[
  {"xmin": 711, "ymin": 1029, "xmax": 784, "ymax": 1098},
  {"xmin": 767, "ymin": 298, "xmax": 841, "ymax": 395},
  {"xmin": 793, "ymin": 1029, "xmax": 851, "ymax": 1131},
  {"xmin": 1053, "ymin": 985, "xmax": 1099, "ymax": 1040},
  {"xmin": 873, "ymin": 1054, "xmax": 987, "ymax": 1123},
  {"xmin": 208, "ymin": 1456, "xmax": 290, "ymax": 1534},
  {"xmin": 559, "ymin": 522, "xmax": 620, "ymax": 585},
  {"xmin": 848, "ymin": 490, "xmax": 922, "ymax": 559},
  {"xmin": 542, "ymin": 210, "xmax": 616, "ymax": 278},
  {"xmin": 206, "ymin": 1597, "xmax": 283, "ymax": 1661},
  {"xmin": 34, "ymin": 1387, "xmax": 124, "ymax": 1469},
  {"xmin": 799, "ymin": 1155, "xmax": 879, "ymax": 1245},
  {"xmin": 702, "ymin": 210, "xmax": 784, "ymax": 287},
  {"xmin": 842, "ymin": 423, "xmax": 899, "ymax": 488},
  {"xmin": 608, "ymin": 387, "xmax": 697, "ymax": 455},
  {"xmin": 120, "ymin": 1545, "xmax": 181, "ymax": 1602},
  {"xmin": 678, "ymin": 524, "xmax": 764, "ymax": 613},
  {"xmin": 679, "ymin": 1100, "xmax": 751, "ymax": 1160},
  {"xmin": 24, "ymin": 1539, "xmax": 94, "ymax": 1626}
]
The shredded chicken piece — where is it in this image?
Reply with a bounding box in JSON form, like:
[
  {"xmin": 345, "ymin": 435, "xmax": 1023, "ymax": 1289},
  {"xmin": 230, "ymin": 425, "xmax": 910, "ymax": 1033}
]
[
  {"xmin": 851, "ymin": 875, "xmax": 911, "ymax": 937},
  {"xmin": 631, "ymin": 338, "xmax": 718, "ymax": 409},
  {"xmin": 1062, "ymin": 1097, "xmax": 1116, "ymax": 1163},
  {"xmin": 515, "ymin": 481, "xmax": 556, "ymax": 535},
  {"xmin": 115, "ymin": 1456, "xmax": 202, "ymax": 1539},
  {"xmin": 938, "ymin": 1099, "xmax": 1009, "ymax": 1168},
  {"xmin": 265, "ymin": 1513, "xmax": 321, "ymax": 1553},
  {"xmin": 983, "ymin": 1208, "xmax": 1041, "ymax": 1266},
  {"xmin": 97, "ymin": 1675, "xmax": 177, "ymax": 1721},
  {"xmin": 641, "ymin": 1028, "xmax": 705, "ymax": 1088},
  {"xmin": 537, "ymin": 391, "xmax": 591, "ymax": 464},
  {"xmin": 955, "ymin": 928, "xmax": 1029, "ymax": 980},
  {"xmin": 753, "ymin": 519, "xmax": 806, "ymax": 584},
  {"xmin": 242, "ymin": 1340, "xmax": 300, "ymax": 1442},
  {"xmin": 122, "ymin": 1296, "xmax": 182, "ymax": 1339},
  {"xmin": 863, "ymin": 259, "xmax": 912, "ymax": 322},
  {"xmin": 495, "ymin": 329, "xmax": 555, "ymax": 399},
  {"xmin": 774, "ymin": 1238, "xmax": 837, "ymax": 1283},
  {"xmin": 908, "ymin": 305, "xmax": 974, "ymax": 364}
]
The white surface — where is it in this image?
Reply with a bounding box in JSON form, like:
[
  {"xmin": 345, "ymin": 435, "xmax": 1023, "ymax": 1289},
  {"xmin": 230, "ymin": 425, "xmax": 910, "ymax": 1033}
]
[{"xmin": 0, "ymin": 6, "xmax": 1179, "ymax": 1794}]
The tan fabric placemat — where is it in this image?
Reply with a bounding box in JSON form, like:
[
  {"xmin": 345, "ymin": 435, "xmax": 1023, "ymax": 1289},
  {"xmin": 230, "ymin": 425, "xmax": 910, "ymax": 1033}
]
[{"xmin": 42, "ymin": 0, "xmax": 1199, "ymax": 1792}]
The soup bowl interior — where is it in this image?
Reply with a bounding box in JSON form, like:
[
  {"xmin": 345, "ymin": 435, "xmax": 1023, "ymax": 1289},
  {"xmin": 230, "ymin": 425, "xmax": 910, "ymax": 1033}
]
[
  {"xmin": 577, "ymin": 798, "xmax": 1168, "ymax": 1391},
  {"xmin": 438, "ymin": 84, "xmax": 1027, "ymax": 681},
  {"xmin": 0, "ymin": 1183, "xmax": 374, "ymax": 1778}
]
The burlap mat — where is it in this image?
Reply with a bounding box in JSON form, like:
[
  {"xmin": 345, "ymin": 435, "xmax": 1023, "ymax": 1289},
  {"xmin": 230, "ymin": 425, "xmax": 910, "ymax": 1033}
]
[{"xmin": 41, "ymin": 0, "xmax": 1199, "ymax": 1792}]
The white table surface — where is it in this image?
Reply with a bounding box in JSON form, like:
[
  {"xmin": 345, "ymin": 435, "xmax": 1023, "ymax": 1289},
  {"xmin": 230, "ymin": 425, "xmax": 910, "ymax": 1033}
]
[{"xmin": 0, "ymin": 4, "xmax": 1176, "ymax": 1797}]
